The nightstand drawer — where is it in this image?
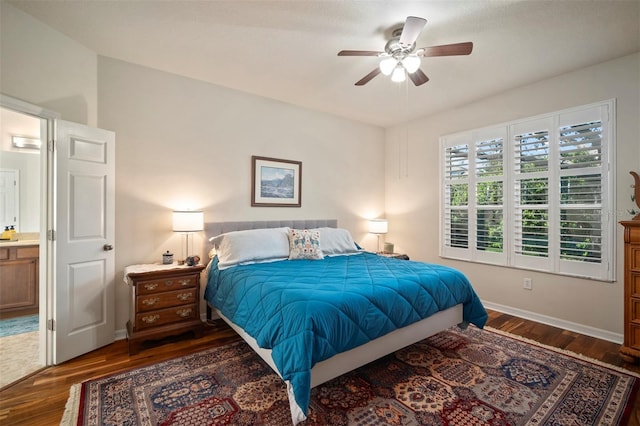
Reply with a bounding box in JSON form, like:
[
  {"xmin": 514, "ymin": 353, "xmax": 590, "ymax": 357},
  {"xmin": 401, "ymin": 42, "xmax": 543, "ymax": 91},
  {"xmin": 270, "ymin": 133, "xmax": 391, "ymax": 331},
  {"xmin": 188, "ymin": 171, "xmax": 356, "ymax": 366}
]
[
  {"xmin": 136, "ymin": 275, "xmax": 197, "ymax": 294},
  {"xmin": 135, "ymin": 303, "xmax": 197, "ymax": 330},
  {"xmin": 136, "ymin": 288, "xmax": 198, "ymax": 312}
]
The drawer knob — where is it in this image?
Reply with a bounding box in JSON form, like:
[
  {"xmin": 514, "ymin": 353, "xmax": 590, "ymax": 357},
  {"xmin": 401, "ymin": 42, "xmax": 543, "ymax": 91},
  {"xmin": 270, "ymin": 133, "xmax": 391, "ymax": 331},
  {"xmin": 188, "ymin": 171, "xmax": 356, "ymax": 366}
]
[
  {"xmin": 164, "ymin": 280, "xmax": 174, "ymax": 286},
  {"xmin": 177, "ymin": 293, "xmax": 191, "ymax": 301},
  {"xmin": 142, "ymin": 297, "xmax": 160, "ymax": 306},
  {"xmin": 144, "ymin": 283, "xmax": 158, "ymax": 291},
  {"xmin": 176, "ymin": 308, "xmax": 192, "ymax": 318},
  {"xmin": 141, "ymin": 314, "xmax": 160, "ymax": 324}
]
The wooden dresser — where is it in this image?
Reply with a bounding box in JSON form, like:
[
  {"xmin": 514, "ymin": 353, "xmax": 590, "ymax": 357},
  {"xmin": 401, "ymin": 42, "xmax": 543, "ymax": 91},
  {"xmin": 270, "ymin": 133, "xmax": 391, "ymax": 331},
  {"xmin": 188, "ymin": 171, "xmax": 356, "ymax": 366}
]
[
  {"xmin": 620, "ymin": 220, "xmax": 640, "ymax": 363},
  {"xmin": 125, "ymin": 264, "xmax": 205, "ymax": 355}
]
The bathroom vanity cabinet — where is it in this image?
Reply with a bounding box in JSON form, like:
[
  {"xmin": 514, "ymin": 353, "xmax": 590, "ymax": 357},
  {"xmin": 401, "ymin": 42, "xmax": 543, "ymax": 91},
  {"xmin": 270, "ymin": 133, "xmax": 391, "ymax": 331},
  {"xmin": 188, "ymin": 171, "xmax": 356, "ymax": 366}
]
[{"xmin": 0, "ymin": 244, "xmax": 39, "ymax": 318}]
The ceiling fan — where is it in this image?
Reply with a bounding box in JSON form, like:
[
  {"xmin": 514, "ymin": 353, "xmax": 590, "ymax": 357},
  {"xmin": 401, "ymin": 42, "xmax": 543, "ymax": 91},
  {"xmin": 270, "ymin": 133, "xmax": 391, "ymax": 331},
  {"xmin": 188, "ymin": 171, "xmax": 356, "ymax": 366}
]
[{"xmin": 338, "ymin": 16, "xmax": 473, "ymax": 86}]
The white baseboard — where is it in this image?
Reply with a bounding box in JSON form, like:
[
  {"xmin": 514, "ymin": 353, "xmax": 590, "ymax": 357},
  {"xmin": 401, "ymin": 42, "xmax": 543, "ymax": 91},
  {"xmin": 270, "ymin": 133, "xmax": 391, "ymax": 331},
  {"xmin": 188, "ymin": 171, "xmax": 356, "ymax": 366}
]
[
  {"xmin": 115, "ymin": 328, "xmax": 127, "ymax": 341},
  {"xmin": 483, "ymin": 301, "xmax": 623, "ymax": 345}
]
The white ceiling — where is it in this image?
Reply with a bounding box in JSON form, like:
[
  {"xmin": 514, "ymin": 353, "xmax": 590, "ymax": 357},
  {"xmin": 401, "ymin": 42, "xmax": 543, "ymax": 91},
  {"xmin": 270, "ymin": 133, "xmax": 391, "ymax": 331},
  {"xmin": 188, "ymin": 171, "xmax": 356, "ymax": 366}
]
[{"xmin": 9, "ymin": 0, "xmax": 640, "ymax": 127}]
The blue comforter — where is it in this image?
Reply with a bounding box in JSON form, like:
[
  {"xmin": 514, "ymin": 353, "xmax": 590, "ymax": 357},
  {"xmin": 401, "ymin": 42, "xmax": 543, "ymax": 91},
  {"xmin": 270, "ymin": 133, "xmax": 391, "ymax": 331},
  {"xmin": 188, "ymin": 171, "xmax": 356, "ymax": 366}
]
[{"xmin": 205, "ymin": 252, "xmax": 486, "ymax": 420}]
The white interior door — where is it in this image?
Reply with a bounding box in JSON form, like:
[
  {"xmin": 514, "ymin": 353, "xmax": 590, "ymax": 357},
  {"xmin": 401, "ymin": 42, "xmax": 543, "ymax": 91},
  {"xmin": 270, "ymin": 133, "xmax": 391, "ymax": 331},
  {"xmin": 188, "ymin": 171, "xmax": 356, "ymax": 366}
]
[{"xmin": 53, "ymin": 120, "xmax": 115, "ymax": 364}]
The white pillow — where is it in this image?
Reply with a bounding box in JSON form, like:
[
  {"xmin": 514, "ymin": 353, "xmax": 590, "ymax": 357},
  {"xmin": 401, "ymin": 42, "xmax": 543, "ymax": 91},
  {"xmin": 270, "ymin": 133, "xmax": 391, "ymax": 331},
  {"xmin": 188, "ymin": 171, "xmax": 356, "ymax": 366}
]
[
  {"xmin": 210, "ymin": 227, "xmax": 290, "ymax": 270},
  {"xmin": 312, "ymin": 227, "xmax": 361, "ymax": 256}
]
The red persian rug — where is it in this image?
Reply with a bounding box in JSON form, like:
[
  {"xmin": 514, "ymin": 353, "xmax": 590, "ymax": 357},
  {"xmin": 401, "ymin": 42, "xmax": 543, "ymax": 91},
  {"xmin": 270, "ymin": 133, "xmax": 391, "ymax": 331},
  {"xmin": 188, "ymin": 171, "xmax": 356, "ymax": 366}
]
[{"xmin": 62, "ymin": 326, "xmax": 639, "ymax": 425}]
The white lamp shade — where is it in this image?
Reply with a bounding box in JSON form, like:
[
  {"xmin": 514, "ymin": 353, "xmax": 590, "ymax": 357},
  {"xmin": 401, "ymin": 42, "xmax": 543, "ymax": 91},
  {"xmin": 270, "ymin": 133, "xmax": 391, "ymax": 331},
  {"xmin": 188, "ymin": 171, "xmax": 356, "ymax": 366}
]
[
  {"xmin": 402, "ymin": 55, "xmax": 421, "ymax": 73},
  {"xmin": 172, "ymin": 211, "xmax": 204, "ymax": 232},
  {"xmin": 391, "ymin": 65, "xmax": 406, "ymax": 83},
  {"xmin": 369, "ymin": 219, "xmax": 388, "ymax": 234},
  {"xmin": 379, "ymin": 57, "xmax": 397, "ymax": 76}
]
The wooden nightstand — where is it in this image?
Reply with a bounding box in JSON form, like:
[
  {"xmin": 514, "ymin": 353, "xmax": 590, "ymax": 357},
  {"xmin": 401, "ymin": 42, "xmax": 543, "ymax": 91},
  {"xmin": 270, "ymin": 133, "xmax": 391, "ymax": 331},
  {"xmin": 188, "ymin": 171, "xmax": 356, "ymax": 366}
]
[
  {"xmin": 378, "ymin": 253, "xmax": 410, "ymax": 260},
  {"xmin": 125, "ymin": 264, "xmax": 205, "ymax": 355}
]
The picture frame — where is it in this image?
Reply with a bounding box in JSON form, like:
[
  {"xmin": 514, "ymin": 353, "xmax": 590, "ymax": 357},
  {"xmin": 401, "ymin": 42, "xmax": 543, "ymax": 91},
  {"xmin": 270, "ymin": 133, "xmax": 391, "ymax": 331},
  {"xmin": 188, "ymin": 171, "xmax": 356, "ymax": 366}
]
[{"xmin": 251, "ymin": 156, "xmax": 302, "ymax": 207}]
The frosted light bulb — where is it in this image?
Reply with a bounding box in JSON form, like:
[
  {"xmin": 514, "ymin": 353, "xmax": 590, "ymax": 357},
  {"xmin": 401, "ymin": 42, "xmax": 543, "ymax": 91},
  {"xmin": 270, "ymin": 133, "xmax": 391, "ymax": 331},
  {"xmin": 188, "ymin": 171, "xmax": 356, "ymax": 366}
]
[
  {"xmin": 379, "ymin": 57, "xmax": 397, "ymax": 76},
  {"xmin": 402, "ymin": 56, "xmax": 421, "ymax": 74},
  {"xmin": 391, "ymin": 65, "xmax": 406, "ymax": 83}
]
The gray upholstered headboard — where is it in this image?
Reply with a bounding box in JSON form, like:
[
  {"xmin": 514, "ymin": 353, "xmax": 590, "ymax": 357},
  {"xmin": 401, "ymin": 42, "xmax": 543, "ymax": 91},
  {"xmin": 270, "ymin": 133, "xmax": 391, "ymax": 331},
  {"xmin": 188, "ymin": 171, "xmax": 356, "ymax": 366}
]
[{"xmin": 204, "ymin": 219, "xmax": 337, "ymax": 247}]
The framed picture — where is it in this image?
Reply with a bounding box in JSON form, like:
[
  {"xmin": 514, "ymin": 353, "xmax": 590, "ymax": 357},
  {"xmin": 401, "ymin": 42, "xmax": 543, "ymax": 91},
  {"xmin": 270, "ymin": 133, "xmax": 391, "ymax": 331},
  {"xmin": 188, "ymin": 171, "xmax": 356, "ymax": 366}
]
[{"xmin": 251, "ymin": 156, "xmax": 302, "ymax": 207}]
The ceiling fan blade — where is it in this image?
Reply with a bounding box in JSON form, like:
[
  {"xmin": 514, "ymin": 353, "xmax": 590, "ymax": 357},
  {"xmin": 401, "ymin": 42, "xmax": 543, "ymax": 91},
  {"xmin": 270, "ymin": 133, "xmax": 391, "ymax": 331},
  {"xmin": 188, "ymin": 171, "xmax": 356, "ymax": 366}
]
[
  {"xmin": 338, "ymin": 50, "xmax": 383, "ymax": 56},
  {"xmin": 399, "ymin": 16, "xmax": 427, "ymax": 47},
  {"xmin": 418, "ymin": 42, "xmax": 473, "ymax": 57},
  {"xmin": 408, "ymin": 69, "xmax": 429, "ymax": 86},
  {"xmin": 355, "ymin": 68, "xmax": 381, "ymax": 86}
]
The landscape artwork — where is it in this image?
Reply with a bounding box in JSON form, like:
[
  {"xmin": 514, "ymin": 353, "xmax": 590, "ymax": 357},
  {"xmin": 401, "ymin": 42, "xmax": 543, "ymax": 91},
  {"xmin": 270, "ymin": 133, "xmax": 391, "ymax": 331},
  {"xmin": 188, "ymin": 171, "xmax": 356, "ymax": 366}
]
[
  {"xmin": 260, "ymin": 166, "xmax": 294, "ymax": 199},
  {"xmin": 251, "ymin": 156, "xmax": 301, "ymax": 207}
]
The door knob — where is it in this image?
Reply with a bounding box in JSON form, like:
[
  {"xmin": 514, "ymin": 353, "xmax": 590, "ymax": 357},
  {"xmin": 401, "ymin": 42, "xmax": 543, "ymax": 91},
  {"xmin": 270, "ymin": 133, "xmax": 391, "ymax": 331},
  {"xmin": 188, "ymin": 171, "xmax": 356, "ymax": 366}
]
[{"xmin": 103, "ymin": 244, "xmax": 114, "ymax": 251}]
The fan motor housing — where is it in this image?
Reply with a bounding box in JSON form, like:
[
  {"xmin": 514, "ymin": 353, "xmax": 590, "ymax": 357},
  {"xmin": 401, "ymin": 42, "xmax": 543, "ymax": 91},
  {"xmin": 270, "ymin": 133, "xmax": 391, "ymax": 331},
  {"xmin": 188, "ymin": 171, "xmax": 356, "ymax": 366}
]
[{"xmin": 385, "ymin": 33, "xmax": 416, "ymax": 57}]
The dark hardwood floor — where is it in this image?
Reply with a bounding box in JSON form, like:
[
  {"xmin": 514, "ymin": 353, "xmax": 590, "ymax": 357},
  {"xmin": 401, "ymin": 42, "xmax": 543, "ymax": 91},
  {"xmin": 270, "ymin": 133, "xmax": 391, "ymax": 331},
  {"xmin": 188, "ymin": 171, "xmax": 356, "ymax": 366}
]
[{"xmin": 0, "ymin": 310, "xmax": 638, "ymax": 425}]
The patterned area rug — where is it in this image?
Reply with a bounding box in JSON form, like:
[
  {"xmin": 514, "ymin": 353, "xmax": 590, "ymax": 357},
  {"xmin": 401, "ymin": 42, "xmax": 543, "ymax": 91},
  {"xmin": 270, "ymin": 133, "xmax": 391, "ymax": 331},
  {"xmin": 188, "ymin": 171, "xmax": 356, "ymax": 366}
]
[{"xmin": 62, "ymin": 326, "xmax": 639, "ymax": 425}]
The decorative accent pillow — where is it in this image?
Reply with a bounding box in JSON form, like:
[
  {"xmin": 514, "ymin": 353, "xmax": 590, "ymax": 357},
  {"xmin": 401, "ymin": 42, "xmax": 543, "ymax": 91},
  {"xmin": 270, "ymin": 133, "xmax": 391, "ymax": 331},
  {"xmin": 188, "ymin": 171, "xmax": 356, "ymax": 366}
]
[
  {"xmin": 312, "ymin": 227, "xmax": 361, "ymax": 256},
  {"xmin": 210, "ymin": 227, "xmax": 290, "ymax": 270},
  {"xmin": 288, "ymin": 229, "xmax": 324, "ymax": 260}
]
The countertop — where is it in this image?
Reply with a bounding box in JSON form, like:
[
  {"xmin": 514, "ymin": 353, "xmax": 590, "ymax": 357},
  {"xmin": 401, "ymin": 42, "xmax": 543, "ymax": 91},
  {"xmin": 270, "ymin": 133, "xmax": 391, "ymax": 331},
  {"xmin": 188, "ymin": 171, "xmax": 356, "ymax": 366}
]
[{"xmin": 0, "ymin": 239, "xmax": 40, "ymax": 247}]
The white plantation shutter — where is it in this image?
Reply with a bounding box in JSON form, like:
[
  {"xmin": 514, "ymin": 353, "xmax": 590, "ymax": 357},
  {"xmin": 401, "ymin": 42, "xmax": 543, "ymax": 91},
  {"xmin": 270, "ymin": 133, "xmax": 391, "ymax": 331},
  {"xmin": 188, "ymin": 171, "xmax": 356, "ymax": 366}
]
[
  {"xmin": 441, "ymin": 127, "xmax": 507, "ymax": 264},
  {"xmin": 511, "ymin": 119, "xmax": 552, "ymax": 271},
  {"xmin": 440, "ymin": 100, "xmax": 614, "ymax": 281},
  {"xmin": 474, "ymin": 127, "xmax": 507, "ymax": 264},
  {"xmin": 557, "ymin": 106, "xmax": 611, "ymax": 280},
  {"xmin": 442, "ymin": 135, "xmax": 470, "ymax": 258}
]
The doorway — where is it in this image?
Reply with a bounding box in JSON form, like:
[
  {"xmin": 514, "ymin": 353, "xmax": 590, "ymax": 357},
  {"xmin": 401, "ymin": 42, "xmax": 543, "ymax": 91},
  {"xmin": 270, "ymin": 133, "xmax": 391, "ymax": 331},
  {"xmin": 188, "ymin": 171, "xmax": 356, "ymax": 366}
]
[
  {"xmin": 1, "ymin": 94, "xmax": 117, "ymax": 369},
  {"xmin": 0, "ymin": 106, "xmax": 44, "ymax": 387}
]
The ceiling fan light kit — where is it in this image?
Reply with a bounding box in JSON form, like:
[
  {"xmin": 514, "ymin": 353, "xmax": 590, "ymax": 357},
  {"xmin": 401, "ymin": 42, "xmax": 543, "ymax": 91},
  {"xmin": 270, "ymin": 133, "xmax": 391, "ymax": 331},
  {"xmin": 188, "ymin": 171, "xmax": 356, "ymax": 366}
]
[
  {"xmin": 379, "ymin": 57, "xmax": 397, "ymax": 75},
  {"xmin": 338, "ymin": 16, "xmax": 473, "ymax": 86},
  {"xmin": 391, "ymin": 65, "xmax": 406, "ymax": 83},
  {"xmin": 401, "ymin": 56, "xmax": 421, "ymax": 73}
]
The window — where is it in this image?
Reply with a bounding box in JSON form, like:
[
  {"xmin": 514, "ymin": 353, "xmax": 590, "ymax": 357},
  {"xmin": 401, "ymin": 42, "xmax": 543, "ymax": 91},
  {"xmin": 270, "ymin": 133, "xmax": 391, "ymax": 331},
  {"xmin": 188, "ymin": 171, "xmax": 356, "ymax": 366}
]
[{"xmin": 440, "ymin": 101, "xmax": 614, "ymax": 281}]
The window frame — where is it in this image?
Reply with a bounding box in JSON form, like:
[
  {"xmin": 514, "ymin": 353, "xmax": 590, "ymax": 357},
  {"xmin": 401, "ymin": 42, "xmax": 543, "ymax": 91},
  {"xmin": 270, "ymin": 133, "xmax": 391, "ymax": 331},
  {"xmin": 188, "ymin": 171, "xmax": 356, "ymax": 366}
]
[{"xmin": 439, "ymin": 100, "xmax": 615, "ymax": 282}]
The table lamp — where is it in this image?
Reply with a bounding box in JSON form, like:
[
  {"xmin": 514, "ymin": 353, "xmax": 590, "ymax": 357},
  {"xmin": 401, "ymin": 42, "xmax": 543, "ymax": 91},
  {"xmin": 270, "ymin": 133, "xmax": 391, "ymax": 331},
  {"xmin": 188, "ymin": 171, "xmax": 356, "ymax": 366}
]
[
  {"xmin": 369, "ymin": 219, "xmax": 388, "ymax": 253},
  {"xmin": 172, "ymin": 210, "xmax": 204, "ymax": 263}
]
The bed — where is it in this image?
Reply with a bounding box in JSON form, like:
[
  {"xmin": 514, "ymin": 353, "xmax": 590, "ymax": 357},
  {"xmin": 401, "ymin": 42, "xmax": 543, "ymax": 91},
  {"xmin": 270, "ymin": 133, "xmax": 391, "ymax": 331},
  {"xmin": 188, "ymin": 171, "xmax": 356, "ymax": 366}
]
[{"xmin": 203, "ymin": 220, "xmax": 487, "ymax": 425}]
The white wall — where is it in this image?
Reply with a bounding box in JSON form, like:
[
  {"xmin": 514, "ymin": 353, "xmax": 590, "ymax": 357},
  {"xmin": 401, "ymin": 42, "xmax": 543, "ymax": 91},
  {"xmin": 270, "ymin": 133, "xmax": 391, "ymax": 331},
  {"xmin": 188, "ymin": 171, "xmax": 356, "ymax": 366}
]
[
  {"xmin": 385, "ymin": 53, "xmax": 640, "ymax": 339},
  {"xmin": 0, "ymin": 3, "xmax": 97, "ymax": 125},
  {"xmin": 98, "ymin": 57, "xmax": 385, "ymax": 331}
]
